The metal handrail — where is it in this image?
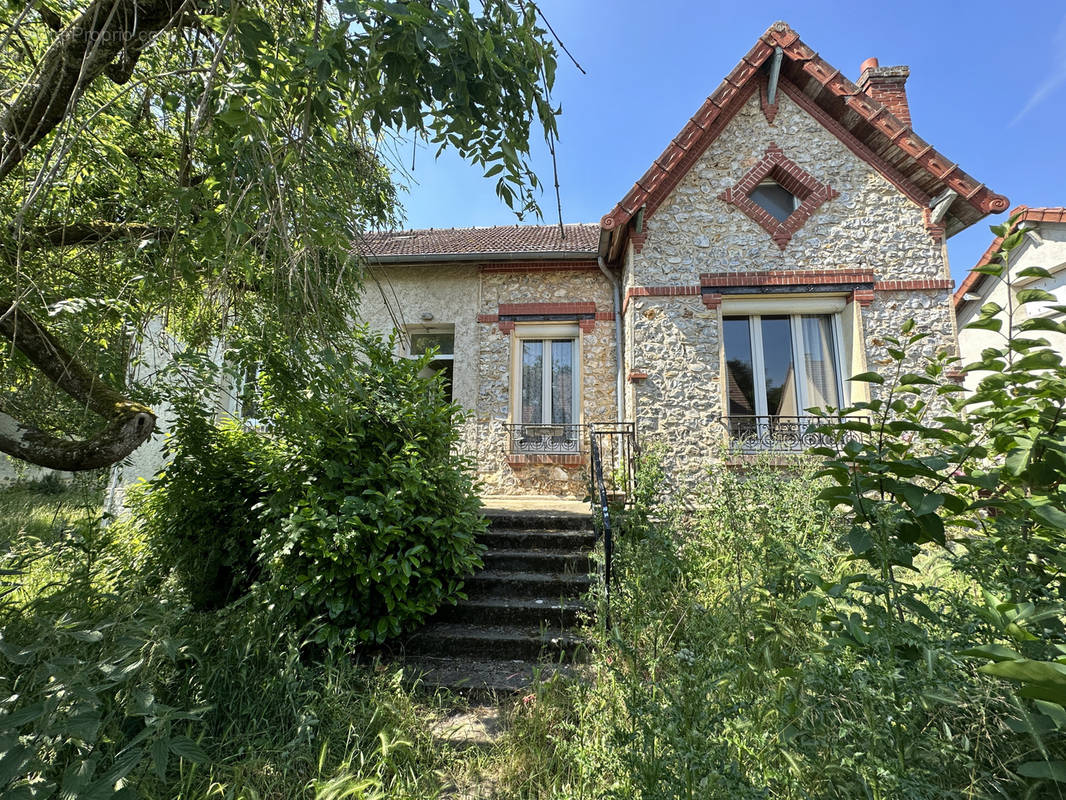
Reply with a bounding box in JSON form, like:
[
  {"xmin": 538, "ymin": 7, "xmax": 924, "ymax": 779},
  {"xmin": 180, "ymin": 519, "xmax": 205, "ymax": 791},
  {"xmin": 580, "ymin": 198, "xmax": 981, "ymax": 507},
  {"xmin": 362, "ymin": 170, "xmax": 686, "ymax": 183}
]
[{"xmin": 587, "ymin": 422, "xmax": 637, "ymax": 629}]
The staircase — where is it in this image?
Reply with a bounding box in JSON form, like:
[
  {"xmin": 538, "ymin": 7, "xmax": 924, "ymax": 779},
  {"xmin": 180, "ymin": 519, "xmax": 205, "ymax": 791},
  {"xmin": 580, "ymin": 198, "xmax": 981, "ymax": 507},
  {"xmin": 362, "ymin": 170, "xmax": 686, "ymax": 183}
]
[{"xmin": 398, "ymin": 503, "xmax": 595, "ymax": 696}]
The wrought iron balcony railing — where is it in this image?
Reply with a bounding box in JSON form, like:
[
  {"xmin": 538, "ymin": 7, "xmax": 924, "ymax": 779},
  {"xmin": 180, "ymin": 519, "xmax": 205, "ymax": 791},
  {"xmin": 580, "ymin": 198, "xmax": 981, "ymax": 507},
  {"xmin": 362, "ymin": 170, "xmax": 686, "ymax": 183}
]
[
  {"xmin": 718, "ymin": 415, "xmax": 861, "ymax": 453},
  {"xmin": 507, "ymin": 423, "xmax": 585, "ymax": 455}
]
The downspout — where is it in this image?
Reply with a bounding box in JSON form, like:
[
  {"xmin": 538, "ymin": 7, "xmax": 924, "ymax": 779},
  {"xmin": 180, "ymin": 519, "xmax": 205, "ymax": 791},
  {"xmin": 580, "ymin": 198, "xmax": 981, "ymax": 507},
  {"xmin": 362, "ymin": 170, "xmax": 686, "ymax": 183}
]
[{"xmin": 597, "ymin": 250, "xmax": 625, "ymax": 424}]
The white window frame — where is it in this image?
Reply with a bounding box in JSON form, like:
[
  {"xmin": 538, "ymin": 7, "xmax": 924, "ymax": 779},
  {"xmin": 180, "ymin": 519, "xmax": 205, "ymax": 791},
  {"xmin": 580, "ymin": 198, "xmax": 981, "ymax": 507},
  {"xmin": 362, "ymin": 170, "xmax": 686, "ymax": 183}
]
[
  {"xmin": 724, "ymin": 309, "xmax": 847, "ymax": 418},
  {"xmin": 407, "ymin": 325, "xmax": 455, "ymax": 401},
  {"xmin": 511, "ymin": 323, "xmax": 581, "ymax": 427}
]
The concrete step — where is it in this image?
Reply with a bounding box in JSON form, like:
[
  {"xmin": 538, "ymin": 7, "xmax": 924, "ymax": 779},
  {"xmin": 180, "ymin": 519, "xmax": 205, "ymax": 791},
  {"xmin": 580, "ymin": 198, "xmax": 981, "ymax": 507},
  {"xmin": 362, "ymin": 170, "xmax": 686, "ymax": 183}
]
[
  {"xmin": 484, "ymin": 511, "xmax": 593, "ymax": 531},
  {"xmin": 481, "ymin": 548, "xmax": 591, "ymax": 573},
  {"xmin": 478, "ymin": 528, "xmax": 596, "ymax": 552},
  {"xmin": 402, "ymin": 622, "xmax": 588, "ymax": 663},
  {"xmin": 464, "ymin": 569, "xmax": 592, "ymax": 600},
  {"xmin": 402, "ymin": 656, "xmax": 580, "ymax": 697},
  {"xmin": 436, "ymin": 596, "xmax": 590, "ymax": 628}
]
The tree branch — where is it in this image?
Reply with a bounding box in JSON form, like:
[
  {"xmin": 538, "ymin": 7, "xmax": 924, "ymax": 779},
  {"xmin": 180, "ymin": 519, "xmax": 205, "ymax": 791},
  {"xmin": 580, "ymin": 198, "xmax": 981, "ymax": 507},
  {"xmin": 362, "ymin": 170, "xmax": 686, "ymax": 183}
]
[
  {"xmin": 16, "ymin": 220, "xmax": 174, "ymax": 248},
  {"xmin": 0, "ymin": 0, "xmax": 189, "ymax": 183},
  {"xmin": 0, "ymin": 298, "xmax": 155, "ymax": 470}
]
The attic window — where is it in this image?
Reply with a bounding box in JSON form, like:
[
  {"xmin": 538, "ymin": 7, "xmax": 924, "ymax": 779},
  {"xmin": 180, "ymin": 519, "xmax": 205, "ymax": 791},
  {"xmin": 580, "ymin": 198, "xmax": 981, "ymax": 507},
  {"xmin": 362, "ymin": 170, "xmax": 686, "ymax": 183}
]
[
  {"xmin": 749, "ymin": 181, "xmax": 798, "ymax": 223},
  {"xmin": 718, "ymin": 143, "xmax": 839, "ymax": 250}
]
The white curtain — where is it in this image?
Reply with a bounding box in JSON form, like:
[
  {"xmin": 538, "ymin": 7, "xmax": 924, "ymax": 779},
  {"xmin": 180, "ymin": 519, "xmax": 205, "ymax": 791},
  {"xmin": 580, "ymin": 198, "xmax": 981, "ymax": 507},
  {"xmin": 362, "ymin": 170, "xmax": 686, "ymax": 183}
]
[{"xmin": 801, "ymin": 315, "xmax": 840, "ymax": 410}]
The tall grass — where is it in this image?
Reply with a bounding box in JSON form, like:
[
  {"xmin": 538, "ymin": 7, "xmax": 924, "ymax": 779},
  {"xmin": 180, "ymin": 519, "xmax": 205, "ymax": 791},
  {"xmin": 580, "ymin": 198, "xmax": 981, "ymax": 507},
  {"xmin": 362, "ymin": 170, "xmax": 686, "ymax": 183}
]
[
  {"xmin": 0, "ymin": 482, "xmax": 491, "ymax": 800},
  {"xmin": 499, "ymin": 454, "xmax": 1030, "ymax": 799}
]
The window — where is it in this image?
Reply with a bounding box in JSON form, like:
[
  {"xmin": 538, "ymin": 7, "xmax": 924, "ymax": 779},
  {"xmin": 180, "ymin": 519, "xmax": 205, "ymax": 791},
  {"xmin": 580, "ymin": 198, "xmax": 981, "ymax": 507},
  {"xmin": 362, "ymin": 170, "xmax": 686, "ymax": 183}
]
[
  {"xmin": 512, "ymin": 325, "xmax": 580, "ymax": 453},
  {"xmin": 409, "ymin": 327, "xmax": 454, "ymax": 401},
  {"xmin": 723, "ymin": 312, "xmax": 845, "ymax": 448},
  {"xmin": 749, "ymin": 181, "xmax": 798, "ymax": 223}
]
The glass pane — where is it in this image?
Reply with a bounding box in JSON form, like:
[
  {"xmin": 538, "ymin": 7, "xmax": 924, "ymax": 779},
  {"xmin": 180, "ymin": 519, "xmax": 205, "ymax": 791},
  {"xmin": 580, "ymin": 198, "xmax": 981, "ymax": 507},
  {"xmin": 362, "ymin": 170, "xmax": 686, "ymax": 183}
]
[
  {"xmin": 521, "ymin": 340, "xmax": 543, "ymax": 423},
  {"xmin": 749, "ymin": 183, "xmax": 796, "ymax": 223},
  {"xmin": 409, "ymin": 332, "xmax": 454, "ymax": 355},
  {"xmin": 429, "ymin": 358, "xmax": 454, "ymax": 403},
  {"xmin": 723, "ymin": 317, "xmax": 756, "ymax": 416},
  {"xmin": 761, "ymin": 315, "xmax": 798, "ymax": 417},
  {"xmin": 550, "ymin": 339, "xmax": 574, "ymax": 426},
  {"xmin": 801, "ymin": 315, "xmax": 839, "ymax": 409}
]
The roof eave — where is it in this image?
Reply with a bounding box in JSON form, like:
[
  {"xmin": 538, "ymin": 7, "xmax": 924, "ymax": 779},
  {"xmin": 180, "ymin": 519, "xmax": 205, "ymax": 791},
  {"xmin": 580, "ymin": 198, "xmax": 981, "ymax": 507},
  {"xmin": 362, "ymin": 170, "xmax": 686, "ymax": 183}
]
[{"xmin": 361, "ymin": 250, "xmax": 598, "ymax": 265}]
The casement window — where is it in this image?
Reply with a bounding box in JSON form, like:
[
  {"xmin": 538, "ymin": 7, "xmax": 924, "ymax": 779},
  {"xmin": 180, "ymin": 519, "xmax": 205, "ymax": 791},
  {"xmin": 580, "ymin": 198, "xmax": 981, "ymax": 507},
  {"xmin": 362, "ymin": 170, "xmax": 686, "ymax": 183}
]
[
  {"xmin": 409, "ymin": 327, "xmax": 455, "ymax": 402},
  {"xmin": 511, "ymin": 324, "xmax": 580, "ymax": 453},
  {"xmin": 723, "ymin": 310, "xmax": 845, "ymax": 420}
]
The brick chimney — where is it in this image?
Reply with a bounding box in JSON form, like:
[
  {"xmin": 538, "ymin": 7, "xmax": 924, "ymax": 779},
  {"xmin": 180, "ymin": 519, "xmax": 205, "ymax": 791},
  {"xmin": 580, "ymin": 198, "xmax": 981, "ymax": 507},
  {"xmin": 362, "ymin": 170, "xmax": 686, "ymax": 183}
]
[{"xmin": 857, "ymin": 57, "xmax": 911, "ymax": 126}]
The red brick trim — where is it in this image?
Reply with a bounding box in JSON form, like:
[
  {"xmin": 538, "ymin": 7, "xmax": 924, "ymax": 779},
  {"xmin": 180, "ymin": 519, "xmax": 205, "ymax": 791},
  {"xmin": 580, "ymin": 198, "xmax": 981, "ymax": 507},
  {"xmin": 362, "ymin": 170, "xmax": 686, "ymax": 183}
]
[
  {"xmin": 759, "ymin": 75, "xmax": 778, "ymax": 124},
  {"xmin": 498, "ymin": 302, "xmax": 596, "ymax": 316},
  {"xmin": 717, "ymin": 143, "xmax": 839, "ymax": 250},
  {"xmin": 700, "ymin": 269, "xmax": 875, "ymax": 287},
  {"xmin": 479, "ymin": 301, "xmax": 608, "ymax": 333},
  {"xmin": 481, "ymin": 260, "xmax": 600, "ymax": 273},
  {"xmin": 507, "ymin": 453, "xmax": 588, "ymax": 467},
  {"xmin": 630, "ymin": 233, "xmax": 648, "ymax": 253},
  {"xmin": 851, "ymin": 289, "xmax": 875, "ymax": 307},
  {"xmin": 627, "ymin": 371, "xmax": 649, "ymax": 382},
  {"xmin": 922, "ymin": 208, "xmax": 946, "ymax": 243},
  {"xmin": 623, "ymin": 285, "xmax": 701, "ymax": 312},
  {"xmin": 874, "ymin": 279, "xmax": 954, "ymax": 291},
  {"xmin": 619, "ymin": 276, "xmax": 950, "ymax": 315}
]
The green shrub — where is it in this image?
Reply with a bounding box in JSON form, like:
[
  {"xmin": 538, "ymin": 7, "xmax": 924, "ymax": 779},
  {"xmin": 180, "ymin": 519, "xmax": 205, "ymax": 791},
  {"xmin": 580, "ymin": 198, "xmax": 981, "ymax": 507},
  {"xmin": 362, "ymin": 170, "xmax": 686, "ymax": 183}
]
[
  {"xmin": 256, "ymin": 334, "xmax": 486, "ymax": 644},
  {"xmin": 128, "ymin": 406, "xmax": 273, "ymax": 611}
]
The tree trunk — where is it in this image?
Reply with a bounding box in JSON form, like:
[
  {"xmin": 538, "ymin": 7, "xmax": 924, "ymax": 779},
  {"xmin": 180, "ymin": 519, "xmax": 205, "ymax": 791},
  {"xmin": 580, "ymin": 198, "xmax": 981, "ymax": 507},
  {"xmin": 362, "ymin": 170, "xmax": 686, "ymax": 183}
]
[{"xmin": 0, "ymin": 299, "xmax": 155, "ymax": 470}]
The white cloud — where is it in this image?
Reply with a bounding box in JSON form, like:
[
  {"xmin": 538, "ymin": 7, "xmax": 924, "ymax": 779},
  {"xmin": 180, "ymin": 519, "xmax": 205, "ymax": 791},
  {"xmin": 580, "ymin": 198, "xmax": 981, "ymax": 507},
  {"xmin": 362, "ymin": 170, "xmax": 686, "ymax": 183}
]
[{"xmin": 1012, "ymin": 14, "xmax": 1066, "ymax": 126}]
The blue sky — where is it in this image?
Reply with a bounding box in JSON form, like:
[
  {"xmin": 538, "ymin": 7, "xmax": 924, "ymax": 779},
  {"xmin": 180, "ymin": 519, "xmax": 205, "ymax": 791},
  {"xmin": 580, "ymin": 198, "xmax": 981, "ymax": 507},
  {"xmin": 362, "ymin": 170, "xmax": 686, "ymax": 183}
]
[{"xmin": 393, "ymin": 1, "xmax": 1066, "ymax": 285}]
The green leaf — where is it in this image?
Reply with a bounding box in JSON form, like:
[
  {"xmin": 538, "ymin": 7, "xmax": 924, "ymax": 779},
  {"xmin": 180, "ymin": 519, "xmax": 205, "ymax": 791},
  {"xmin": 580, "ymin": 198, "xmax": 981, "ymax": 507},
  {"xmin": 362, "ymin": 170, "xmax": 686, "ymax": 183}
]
[
  {"xmin": 1017, "ymin": 266, "xmax": 1054, "ymax": 280},
  {"xmin": 965, "ymin": 317, "xmax": 1003, "ymax": 332},
  {"xmin": 981, "ymin": 658, "xmax": 1066, "ymax": 688},
  {"xmin": 1031, "ymin": 504, "xmax": 1066, "ymax": 529},
  {"xmin": 168, "ymin": 735, "xmax": 209, "ymax": 764},
  {"xmin": 959, "ymin": 644, "xmax": 1023, "ymax": 662},
  {"xmin": 848, "ymin": 372, "xmax": 885, "ymax": 384},
  {"xmin": 1017, "ymin": 760, "xmax": 1066, "ymax": 782}
]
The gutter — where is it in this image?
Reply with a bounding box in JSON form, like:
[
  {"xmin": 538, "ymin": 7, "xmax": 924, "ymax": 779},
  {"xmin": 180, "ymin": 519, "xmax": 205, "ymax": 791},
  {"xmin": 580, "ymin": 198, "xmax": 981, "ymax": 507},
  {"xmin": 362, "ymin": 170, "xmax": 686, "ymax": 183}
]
[{"xmin": 597, "ymin": 229, "xmax": 625, "ymax": 424}]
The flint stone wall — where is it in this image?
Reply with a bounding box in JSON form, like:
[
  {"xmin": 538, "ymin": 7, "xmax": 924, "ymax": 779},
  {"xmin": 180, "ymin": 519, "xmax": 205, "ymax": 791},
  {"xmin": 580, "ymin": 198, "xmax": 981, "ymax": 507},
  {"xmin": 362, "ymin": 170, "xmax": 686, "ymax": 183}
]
[{"xmin": 623, "ymin": 90, "xmax": 958, "ymax": 494}]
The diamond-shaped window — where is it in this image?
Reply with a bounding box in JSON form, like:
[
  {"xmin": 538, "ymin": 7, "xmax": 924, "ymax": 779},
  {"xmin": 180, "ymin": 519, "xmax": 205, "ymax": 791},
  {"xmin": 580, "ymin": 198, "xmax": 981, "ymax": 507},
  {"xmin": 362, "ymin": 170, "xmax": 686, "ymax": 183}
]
[
  {"xmin": 749, "ymin": 181, "xmax": 798, "ymax": 222},
  {"xmin": 718, "ymin": 144, "xmax": 838, "ymax": 249}
]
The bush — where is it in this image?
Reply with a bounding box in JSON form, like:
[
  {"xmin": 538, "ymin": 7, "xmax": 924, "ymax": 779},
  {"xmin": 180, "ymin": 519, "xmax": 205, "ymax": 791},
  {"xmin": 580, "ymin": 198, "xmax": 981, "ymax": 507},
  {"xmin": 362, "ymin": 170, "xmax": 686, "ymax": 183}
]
[
  {"xmin": 129, "ymin": 406, "xmax": 272, "ymax": 611},
  {"xmin": 256, "ymin": 334, "xmax": 486, "ymax": 644}
]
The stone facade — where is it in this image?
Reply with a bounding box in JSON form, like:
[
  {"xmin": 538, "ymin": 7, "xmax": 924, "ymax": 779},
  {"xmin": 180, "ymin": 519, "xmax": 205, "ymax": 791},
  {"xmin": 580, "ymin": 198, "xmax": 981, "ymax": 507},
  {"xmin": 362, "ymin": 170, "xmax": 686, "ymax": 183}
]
[
  {"xmin": 359, "ymin": 264, "xmax": 618, "ymax": 497},
  {"xmin": 621, "ymin": 91, "xmax": 960, "ymax": 487}
]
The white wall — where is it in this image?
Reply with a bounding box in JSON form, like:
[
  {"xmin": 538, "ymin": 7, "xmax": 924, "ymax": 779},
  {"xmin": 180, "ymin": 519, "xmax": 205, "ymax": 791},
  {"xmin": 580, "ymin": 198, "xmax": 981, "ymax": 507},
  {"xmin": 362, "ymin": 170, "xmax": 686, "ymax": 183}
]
[{"xmin": 957, "ymin": 222, "xmax": 1066, "ymax": 394}]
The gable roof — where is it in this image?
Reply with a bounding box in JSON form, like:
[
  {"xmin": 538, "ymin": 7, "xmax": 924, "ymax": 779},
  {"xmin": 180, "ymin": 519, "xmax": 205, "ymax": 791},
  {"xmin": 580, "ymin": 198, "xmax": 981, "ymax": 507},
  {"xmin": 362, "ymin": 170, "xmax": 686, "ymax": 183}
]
[
  {"xmin": 358, "ymin": 223, "xmax": 599, "ymax": 263},
  {"xmin": 953, "ymin": 206, "xmax": 1066, "ymax": 308},
  {"xmin": 599, "ymin": 21, "xmax": 1008, "ymax": 260}
]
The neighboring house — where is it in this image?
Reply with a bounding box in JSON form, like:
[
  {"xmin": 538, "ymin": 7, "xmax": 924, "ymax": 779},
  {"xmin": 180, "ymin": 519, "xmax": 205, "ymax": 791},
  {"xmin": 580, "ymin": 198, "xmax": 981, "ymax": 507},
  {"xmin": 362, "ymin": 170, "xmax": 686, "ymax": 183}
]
[
  {"xmin": 955, "ymin": 206, "xmax": 1066, "ymax": 394},
  {"xmin": 356, "ymin": 21, "xmax": 1007, "ymax": 497}
]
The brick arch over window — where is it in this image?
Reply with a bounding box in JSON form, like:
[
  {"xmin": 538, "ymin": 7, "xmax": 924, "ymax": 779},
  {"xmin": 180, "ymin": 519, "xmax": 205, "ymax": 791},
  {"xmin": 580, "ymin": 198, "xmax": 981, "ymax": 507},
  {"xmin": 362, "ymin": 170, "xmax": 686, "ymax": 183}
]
[{"xmin": 717, "ymin": 143, "xmax": 839, "ymax": 250}]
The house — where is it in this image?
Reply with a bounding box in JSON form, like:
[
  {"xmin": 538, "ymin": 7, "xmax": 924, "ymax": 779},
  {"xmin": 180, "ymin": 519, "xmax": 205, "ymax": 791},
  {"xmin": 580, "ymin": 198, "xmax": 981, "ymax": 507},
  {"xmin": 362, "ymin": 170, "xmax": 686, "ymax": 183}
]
[
  {"xmin": 356, "ymin": 21, "xmax": 1007, "ymax": 498},
  {"xmin": 955, "ymin": 206, "xmax": 1066, "ymax": 394}
]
